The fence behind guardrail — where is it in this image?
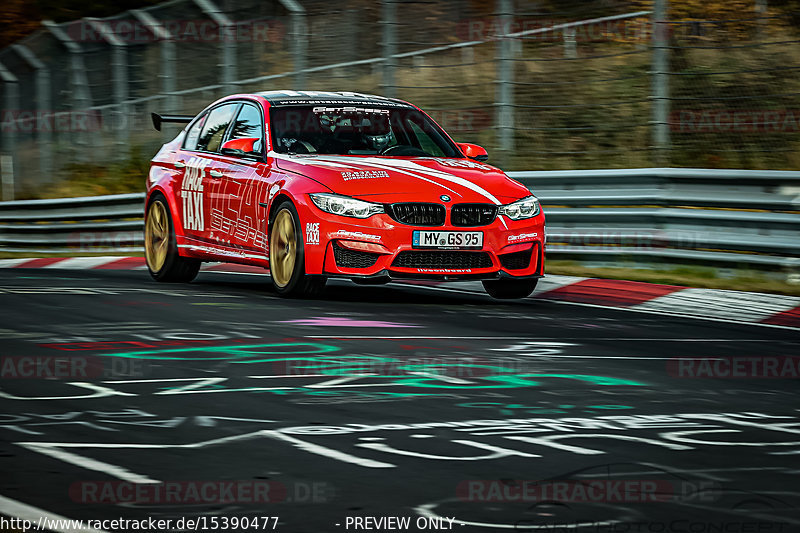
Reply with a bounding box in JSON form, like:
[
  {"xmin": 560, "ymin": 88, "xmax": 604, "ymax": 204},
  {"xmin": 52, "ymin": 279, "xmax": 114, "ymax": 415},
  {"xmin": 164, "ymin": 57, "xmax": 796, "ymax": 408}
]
[{"xmin": 1, "ymin": 1, "xmax": 800, "ymax": 200}]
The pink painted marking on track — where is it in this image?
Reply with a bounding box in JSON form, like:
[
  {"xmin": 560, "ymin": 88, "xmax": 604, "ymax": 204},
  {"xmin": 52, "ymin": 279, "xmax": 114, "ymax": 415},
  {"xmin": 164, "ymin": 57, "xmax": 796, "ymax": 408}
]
[{"xmin": 280, "ymin": 317, "xmax": 422, "ymax": 328}]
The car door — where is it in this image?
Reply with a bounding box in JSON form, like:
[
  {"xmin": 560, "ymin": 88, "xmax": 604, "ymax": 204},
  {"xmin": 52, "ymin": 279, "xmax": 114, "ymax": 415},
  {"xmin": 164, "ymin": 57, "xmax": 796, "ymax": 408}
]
[
  {"xmin": 180, "ymin": 102, "xmax": 239, "ymax": 243},
  {"xmin": 205, "ymin": 102, "xmax": 271, "ymax": 254},
  {"xmin": 173, "ymin": 112, "xmax": 206, "ymax": 240}
]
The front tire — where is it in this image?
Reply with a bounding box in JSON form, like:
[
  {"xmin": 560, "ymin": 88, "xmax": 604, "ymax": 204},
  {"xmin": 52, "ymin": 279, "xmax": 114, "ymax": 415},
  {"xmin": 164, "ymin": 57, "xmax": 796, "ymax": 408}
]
[
  {"xmin": 269, "ymin": 201, "xmax": 326, "ymax": 297},
  {"xmin": 482, "ymin": 278, "xmax": 538, "ymax": 299},
  {"xmin": 144, "ymin": 194, "xmax": 201, "ymax": 282}
]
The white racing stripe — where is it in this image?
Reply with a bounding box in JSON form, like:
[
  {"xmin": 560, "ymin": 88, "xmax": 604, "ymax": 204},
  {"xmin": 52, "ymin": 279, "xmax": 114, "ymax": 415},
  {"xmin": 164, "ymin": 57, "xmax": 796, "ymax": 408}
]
[
  {"xmin": 271, "ymin": 153, "xmax": 463, "ymax": 196},
  {"xmin": 274, "ymin": 153, "xmax": 507, "ymax": 202},
  {"xmin": 269, "ymin": 153, "xmax": 359, "ymax": 169},
  {"xmin": 354, "ymin": 157, "xmax": 502, "ymax": 204}
]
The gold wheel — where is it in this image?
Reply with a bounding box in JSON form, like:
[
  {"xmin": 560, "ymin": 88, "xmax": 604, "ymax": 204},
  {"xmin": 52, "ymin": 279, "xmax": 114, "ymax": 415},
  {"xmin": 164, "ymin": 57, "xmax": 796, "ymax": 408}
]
[
  {"xmin": 270, "ymin": 208, "xmax": 297, "ymax": 288},
  {"xmin": 145, "ymin": 200, "xmax": 169, "ymax": 272}
]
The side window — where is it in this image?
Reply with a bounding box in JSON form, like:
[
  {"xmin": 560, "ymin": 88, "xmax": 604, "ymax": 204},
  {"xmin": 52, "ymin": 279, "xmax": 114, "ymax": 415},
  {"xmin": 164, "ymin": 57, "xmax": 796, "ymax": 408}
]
[
  {"xmin": 407, "ymin": 120, "xmax": 446, "ymax": 157},
  {"xmin": 196, "ymin": 104, "xmax": 238, "ymax": 153},
  {"xmin": 227, "ymin": 104, "xmax": 264, "ymax": 153},
  {"xmin": 183, "ymin": 114, "xmax": 206, "ymax": 150}
]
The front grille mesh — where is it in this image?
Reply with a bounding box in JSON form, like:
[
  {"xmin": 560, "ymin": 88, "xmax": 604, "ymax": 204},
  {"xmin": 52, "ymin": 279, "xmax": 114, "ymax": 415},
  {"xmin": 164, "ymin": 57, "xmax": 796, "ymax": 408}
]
[
  {"xmin": 499, "ymin": 248, "xmax": 533, "ymax": 270},
  {"xmin": 451, "ymin": 204, "xmax": 497, "ymax": 226},
  {"xmin": 333, "ymin": 243, "xmax": 379, "ymax": 268},
  {"xmin": 392, "ymin": 251, "xmax": 493, "ymax": 269},
  {"xmin": 386, "ymin": 203, "xmax": 445, "ymax": 226}
]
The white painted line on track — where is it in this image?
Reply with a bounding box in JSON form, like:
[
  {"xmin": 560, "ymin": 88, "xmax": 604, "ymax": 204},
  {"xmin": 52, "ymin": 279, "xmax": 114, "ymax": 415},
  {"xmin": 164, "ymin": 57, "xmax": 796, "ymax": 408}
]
[
  {"xmin": 309, "ymin": 335, "xmax": 538, "ymax": 339},
  {"xmin": 260, "ymin": 430, "xmax": 395, "ymax": 469},
  {"xmin": 4, "ymin": 262, "xmax": 798, "ymax": 330},
  {"xmin": 541, "ymin": 297, "xmax": 800, "ymax": 331},
  {"xmin": 577, "ymin": 465, "xmax": 789, "ymax": 482},
  {"xmin": 393, "ymin": 278, "xmax": 800, "ymax": 330},
  {"xmin": 306, "ymin": 335, "xmax": 791, "ymax": 342},
  {"xmin": 0, "ymin": 494, "xmax": 109, "ymax": 533},
  {"xmin": 17, "ymin": 443, "xmax": 157, "ymax": 484},
  {"xmin": 414, "ymin": 500, "xmax": 617, "ymax": 530}
]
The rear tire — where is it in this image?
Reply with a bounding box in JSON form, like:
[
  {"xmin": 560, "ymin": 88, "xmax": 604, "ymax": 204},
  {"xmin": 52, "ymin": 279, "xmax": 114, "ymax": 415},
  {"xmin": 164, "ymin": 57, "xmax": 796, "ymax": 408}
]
[
  {"xmin": 482, "ymin": 278, "xmax": 538, "ymax": 299},
  {"xmin": 144, "ymin": 193, "xmax": 201, "ymax": 283},
  {"xmin": 269, "ymin": 201, "xmax": 327, "ymax": 297}
]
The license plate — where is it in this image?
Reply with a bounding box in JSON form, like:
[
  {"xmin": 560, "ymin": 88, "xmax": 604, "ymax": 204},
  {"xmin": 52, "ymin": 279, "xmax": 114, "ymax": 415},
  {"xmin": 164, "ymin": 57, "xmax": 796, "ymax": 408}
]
[{"xmin": 413, "ymin": 231, "xmax": 483, "ymax": 249}]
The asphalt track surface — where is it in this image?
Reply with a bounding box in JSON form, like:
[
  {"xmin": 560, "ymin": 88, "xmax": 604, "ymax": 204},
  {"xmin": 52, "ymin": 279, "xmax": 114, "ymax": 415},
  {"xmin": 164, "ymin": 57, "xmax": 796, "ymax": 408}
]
[{"xmin": 0, "ymin": 268, "xmax": 799, "ymax": 533}]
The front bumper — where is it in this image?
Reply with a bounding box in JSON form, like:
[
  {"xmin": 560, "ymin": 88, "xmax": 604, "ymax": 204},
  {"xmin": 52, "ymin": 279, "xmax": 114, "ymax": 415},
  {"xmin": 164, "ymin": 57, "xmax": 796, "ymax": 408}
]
[{"xmin": 298, "ymin": 206, "xmax": 546, "ymax": 281}]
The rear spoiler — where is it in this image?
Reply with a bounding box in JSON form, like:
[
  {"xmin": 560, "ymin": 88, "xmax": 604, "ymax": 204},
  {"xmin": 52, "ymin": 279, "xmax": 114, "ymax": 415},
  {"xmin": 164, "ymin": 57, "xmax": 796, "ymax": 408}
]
[{"xmin": 151, "ymin": 112, "xmax": 193, "ymax": 131}]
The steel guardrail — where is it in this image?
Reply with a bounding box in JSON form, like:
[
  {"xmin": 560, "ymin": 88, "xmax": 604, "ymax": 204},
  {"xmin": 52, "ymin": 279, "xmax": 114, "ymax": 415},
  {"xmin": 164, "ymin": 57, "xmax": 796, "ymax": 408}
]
[{"xmin": 0, "ymin": 169, "xmax": 798, "ymax": 272}]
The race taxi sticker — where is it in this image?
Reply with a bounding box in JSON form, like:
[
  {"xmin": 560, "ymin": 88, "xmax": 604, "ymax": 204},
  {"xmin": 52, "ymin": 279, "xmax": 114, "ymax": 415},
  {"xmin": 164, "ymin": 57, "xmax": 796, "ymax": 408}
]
[
  {"xmin": 182, "ymin": 157, "xmax": 209, "ymax": 231},
  {"xmin": 305, "ymin": 223, "xmax": 320, "ymax": 245}
]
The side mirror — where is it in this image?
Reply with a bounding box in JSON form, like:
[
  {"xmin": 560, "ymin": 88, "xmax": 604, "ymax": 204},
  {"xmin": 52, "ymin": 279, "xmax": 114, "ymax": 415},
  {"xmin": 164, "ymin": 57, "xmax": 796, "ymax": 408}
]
[
  {"xmin": 458, "ymin": 142, "xmax": 489, "ymax": 162},
  {"xmin": 221, "ymin": 137, "xmax": 261, "ymax": 158}
]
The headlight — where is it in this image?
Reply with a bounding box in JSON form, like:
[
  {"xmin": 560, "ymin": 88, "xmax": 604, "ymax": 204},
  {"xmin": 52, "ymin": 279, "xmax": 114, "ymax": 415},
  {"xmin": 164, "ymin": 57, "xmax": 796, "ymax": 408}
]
[
  {"xmin": 498, "ymin": 195, "xmax": 540, "ymax": 220},
  {"xmin": 309, "ymin": 193, "xmax": 384, "ymax": 219}
]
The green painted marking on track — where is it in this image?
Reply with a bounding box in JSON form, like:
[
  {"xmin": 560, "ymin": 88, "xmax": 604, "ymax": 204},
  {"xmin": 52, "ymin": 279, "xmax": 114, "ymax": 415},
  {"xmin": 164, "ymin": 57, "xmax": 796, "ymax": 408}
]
[
  {"xmin": 98, "ymin": 345, "xmax": 645, "ymax": 394},
  {"xmin": 96, "ymin": 343, "xmax": 340, "ymax": 361}
]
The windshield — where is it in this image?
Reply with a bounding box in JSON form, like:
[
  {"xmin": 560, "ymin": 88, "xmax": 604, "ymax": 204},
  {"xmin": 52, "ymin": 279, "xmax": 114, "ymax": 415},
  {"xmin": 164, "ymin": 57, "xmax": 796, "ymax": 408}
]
[{"xmin": 269, "ymin": 105, "xmax": 461, "ymax": 157}]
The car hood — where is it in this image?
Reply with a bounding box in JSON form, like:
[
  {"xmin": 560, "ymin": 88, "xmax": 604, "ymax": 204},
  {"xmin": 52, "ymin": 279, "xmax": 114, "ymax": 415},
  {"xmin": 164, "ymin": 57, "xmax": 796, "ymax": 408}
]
[{"xmin": 272, "ymin": 154, "xmax": 531, "ymax": 204}]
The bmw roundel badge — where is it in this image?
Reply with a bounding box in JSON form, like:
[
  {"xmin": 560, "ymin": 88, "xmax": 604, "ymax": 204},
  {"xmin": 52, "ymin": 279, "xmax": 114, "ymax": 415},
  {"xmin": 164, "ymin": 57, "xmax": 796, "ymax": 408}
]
[{"xmin": 440, "ymin": 195, "xmax": 451, "ymax": 202}]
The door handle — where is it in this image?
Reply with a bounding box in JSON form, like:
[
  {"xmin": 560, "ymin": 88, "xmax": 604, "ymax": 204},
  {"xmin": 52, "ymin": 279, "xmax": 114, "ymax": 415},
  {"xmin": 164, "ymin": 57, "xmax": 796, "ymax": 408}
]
[
  {"xmin": 209, "ymin": 169, "xmax": 223, "ymax": 178},
  {"xmin": 174, "ymin": 161, "xmax": 186, "ymax": 169}
]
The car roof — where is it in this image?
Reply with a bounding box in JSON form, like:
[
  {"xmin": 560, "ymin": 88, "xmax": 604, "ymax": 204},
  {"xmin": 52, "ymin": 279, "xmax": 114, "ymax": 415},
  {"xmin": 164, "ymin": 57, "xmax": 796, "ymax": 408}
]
[{"xmin": 254, "ymin": 90, "xmax": 415, "ymax": 108}]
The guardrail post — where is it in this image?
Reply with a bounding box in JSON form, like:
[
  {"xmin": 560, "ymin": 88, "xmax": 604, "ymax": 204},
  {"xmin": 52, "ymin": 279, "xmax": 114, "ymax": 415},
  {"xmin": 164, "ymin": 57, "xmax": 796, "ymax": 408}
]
[
  {"xmin": 12, "ymin": 45, "xmax": 53, "ymax": 179},
  {"xmin": 43, "ymin": 20, "xmax": 92, "ymax": 163},
  {"xmin": 381, "ymin": 0, "xmax": 396, "ymax": 98},
  {"xmin": 86, "ymin": 19, "xmax": 129, "ymax": 156},
  {"xmin": 221, "ymin": 26, "xmax": 236, "ymax": 95},
  {"xmin": 651, "ymin": 0, "xmax": 670, "ymax": 166},
  {"xmin": 0, "ymin": 62, "xmax": 18, "ymax": 200},
  {"xmin": 755, "ymin": 0, "xmax": 768, "ymax": 41},
  {"xmin": 131, "ymin": 10, "xmax": 177, "ymax": 114},
  {"xmin": 193, "ymin": 0, "xmax": 237, "ymax": 95},
  {"xmin": 288, "ymin": 2, "xmax": 307, "ymax": 90},
  {"xmin": 0, "ymin": 155, "xmax": 13, "ymax": 202},
  {"xmin": 563, "ymin": 26, "xmax": 577, "ymax": 58},
  {"xmin": 495, "ymin": 0, "xmax": 515, "ymax": 167}
]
